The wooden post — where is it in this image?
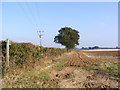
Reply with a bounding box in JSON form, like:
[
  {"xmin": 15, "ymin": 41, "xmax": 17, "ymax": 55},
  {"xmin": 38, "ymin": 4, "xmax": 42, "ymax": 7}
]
[{"xmin": 6, "ymin": 38, "xmax": 9, "ymax": 67}]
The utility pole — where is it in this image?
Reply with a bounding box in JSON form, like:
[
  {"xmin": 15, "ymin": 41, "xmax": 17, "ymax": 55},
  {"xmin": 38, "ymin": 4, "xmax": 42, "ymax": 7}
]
[
  {"xmin": 6, "ymin": 38, "xmax": 10, "ymax": 67},
  {"xmin": 37, "ymin": 31, "xmax": 44, "ymax": 46}
]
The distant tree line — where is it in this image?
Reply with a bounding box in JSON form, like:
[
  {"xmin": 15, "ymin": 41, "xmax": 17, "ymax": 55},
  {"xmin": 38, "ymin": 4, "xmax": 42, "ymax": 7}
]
[
  {"xmin": 81, "ymin": 46, "xmax": 100, "ymax": 49},
  {"xmin": 81, "ymin": 46, "xmax": 120, "ymax": 49}
]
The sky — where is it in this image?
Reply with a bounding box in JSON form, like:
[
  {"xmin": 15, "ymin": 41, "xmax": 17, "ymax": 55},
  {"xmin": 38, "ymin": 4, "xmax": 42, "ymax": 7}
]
[{"xmin": 2, "ymin": 2, "xmax": 118, "ymax": 48}]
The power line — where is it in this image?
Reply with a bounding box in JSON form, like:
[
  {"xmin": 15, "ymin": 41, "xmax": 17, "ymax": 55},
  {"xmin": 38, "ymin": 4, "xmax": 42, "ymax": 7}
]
[
  {"xmin": 25, "ymin": 2, "xmax": 39, "ymax": 28},
  {"xmin": 18, "ymin": 2, "xmax": 45, "ymax": 46},
  {"xmin": 18, "ymin": 2, "xmax": 41, "ymax": 29},
  {"xmin": 17, "ymin": 3, "xmax": 36, "ymax": 28},
  {"xmin": 35, "ymin": 2, "xmax": 41, "ymax": 28}
]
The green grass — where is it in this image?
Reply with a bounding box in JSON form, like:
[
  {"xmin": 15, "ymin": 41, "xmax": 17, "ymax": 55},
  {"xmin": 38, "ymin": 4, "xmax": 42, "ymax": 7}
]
[
  {"xmin": 3, "ymin": 71, "xmax": 57, "ymax": 88},
  {"xmin": 35, "ymin": 72, "xmax": 50, "ymax": 80},
  {"xmin": 83, "ymin": 62, "xmax": 120, "ymax": 78},
  {"xmin": 53, "ymin": 60, "xmax": 66, "ymax": 71}
]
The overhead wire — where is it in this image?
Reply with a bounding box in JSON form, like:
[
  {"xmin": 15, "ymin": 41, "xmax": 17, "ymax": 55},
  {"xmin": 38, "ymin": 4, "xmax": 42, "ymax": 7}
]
[
  {"xmin": 35, "ymin": 2, "xmax": 41, "ymax": 30},
  {"xmin": 18, "ymin": 2, "xmax": 45, "ymax": 46},
  {"xmin": 17, "ymin": 2, "xmax": 39, "ymax": 29},
  {"xmin": 17, "ymin": 2, "xmax": 36, "ymax": 28},
  {"xmin": 34, "ymin": 2, "xmax": 45, "ymax": 46},
  {"xmin": 25, "ymin": 2, "xmax": 39, "ymax": 29}
]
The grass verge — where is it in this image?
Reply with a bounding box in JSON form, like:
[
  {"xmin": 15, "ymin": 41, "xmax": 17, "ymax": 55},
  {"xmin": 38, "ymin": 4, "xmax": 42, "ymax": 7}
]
[
  {"xmin": 53, "ymin": 60, "xmax": 67, "ymax": 71},
  {"xmin": 3, "ymin": 71, "xmax": 57, "ymax": 88},
  {"xmin": 83, "ymin": 62, "xmax": 120, "ymax": 78}
]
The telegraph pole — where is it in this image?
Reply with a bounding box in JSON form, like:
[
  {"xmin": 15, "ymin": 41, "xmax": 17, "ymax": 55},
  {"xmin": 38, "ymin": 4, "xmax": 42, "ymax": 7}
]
[
  {"xmin": 37, "ymin": 31, "xmax": 44, "ymax": 46},
  {"xmin": 6, "ymin": 38, "xmax": 10, "ymax": 67}
]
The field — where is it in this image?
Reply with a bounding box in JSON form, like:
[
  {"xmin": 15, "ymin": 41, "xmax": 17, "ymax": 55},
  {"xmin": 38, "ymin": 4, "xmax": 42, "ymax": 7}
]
[{"xmin": 1, "ymin": 43, "xmax": 120, "ymax": 88}]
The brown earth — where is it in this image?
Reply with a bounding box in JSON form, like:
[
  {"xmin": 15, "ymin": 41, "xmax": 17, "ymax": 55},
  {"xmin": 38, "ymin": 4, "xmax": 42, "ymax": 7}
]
[
  {"xmin": 65, "ymin": 52, "xmax": 98, "ymax": 67},
  {"xmin": 65, "ymin": 51, "xmax": 118, "ymax": 67},
  {"xmin": 51, "ymin": 67, "xmax": 119, "ymax": 88}
]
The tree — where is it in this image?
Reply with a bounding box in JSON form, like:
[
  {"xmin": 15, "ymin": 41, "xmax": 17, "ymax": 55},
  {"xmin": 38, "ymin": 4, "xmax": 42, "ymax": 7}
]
[
  {"xmin": 54, "ymin": 27, "xmax": 80, "ymax": 49},
  {"xmin": 88, "ymin": 47, "xmax": 92, "ymax": 49},
  {"xmin": 92, "ymin": 46, "xmax": 100, "ymax": 49}
]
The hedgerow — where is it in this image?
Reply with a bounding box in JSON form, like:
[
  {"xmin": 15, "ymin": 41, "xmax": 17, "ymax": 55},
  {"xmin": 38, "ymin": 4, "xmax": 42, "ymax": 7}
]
[{"xmin": 1, "ymin": 41, "xmax": 69, "ymax": 68}]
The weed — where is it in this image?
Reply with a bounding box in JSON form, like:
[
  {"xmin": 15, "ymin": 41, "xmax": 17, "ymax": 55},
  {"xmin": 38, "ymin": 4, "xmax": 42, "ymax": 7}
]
[
  {"xmin": 53, "ymin": 60, "xmax": 66, "ymax": 71},
  {"xmin": 35, "ymin": 72, "xmax": 50, "ymax": 80}
]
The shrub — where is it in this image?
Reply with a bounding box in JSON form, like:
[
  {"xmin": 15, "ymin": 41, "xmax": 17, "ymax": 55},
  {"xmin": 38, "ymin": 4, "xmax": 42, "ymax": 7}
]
[
  {"xmin": 1, "ymin": 41, "xmax": 6, "ymax": 56},
  {"xmin": 15, "ymin": 58, "xmax": 24, "ymax": 65}
]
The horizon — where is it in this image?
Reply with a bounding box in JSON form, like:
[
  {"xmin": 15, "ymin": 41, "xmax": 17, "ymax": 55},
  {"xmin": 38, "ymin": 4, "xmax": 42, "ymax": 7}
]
[{"xmin": 2, "ymin": 2, "xmax": 118, "ymax": 48}]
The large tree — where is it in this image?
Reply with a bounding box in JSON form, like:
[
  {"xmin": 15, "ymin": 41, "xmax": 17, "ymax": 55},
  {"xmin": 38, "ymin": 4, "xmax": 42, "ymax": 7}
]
[{"xmin": 54, "ymin": 27, "xmax": 80, "ymax": 49}]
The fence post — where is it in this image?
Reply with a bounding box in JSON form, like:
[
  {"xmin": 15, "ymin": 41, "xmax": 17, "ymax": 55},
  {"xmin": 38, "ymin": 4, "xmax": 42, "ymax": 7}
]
[{"xmin": 6, "ymin": 38, "xmax": 9, "ymax": 67}]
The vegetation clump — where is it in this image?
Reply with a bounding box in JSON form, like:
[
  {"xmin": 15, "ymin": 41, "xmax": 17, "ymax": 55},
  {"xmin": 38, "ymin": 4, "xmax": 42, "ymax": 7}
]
[
  {"xmin": 53, "ymin": 60, "xmax": 66, "ymax": 71},
  {"xmin": 1, "ymin": 41, "xmax": 69, "ymax": 73}
]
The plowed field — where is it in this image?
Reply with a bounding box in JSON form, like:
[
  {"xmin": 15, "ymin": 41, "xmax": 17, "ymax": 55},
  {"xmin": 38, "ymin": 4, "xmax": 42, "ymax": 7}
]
[
  {"xmin": 83, "ymin": 50, "xmax": 119, "ymax": 57},
  {"xmin": 65, "ymin": 50, "xmax": 119, "ymax": 67}
]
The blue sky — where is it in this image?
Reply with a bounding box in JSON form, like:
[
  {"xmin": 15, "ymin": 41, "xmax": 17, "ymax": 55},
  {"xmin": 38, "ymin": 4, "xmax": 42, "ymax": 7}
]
[{"xmin": 2, "ymin": 2, "xmax": 118, "ymax": 48}]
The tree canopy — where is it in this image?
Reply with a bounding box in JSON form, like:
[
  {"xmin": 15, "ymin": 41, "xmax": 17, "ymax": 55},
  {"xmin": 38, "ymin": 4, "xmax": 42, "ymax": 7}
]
[{"xmin": 54, "ymin": 27, "xmax": 80, "ymax": 49}]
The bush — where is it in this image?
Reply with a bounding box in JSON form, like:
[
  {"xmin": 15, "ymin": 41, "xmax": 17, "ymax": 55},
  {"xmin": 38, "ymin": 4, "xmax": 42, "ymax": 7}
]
[
  {"xmin": 1, "ymin": 41, "xmax": 6, "ymax": 57},
  {"xmin": 15, "ymin": 58, "xmax": 24, "ymax": 65}
]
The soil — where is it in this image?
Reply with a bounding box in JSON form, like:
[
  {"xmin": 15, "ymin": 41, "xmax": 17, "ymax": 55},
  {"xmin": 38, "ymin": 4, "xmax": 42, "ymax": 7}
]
[
  {"xmin": 52, "ymin": 67, "xmax": 119, "ymax": 88},
  {"xmin": 67, "ymin": 52, "xmax": 98, "ymax": 67},
  {"xmin": 65, "ymin": 51, "xmax": 118, "ymax": 67}
]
